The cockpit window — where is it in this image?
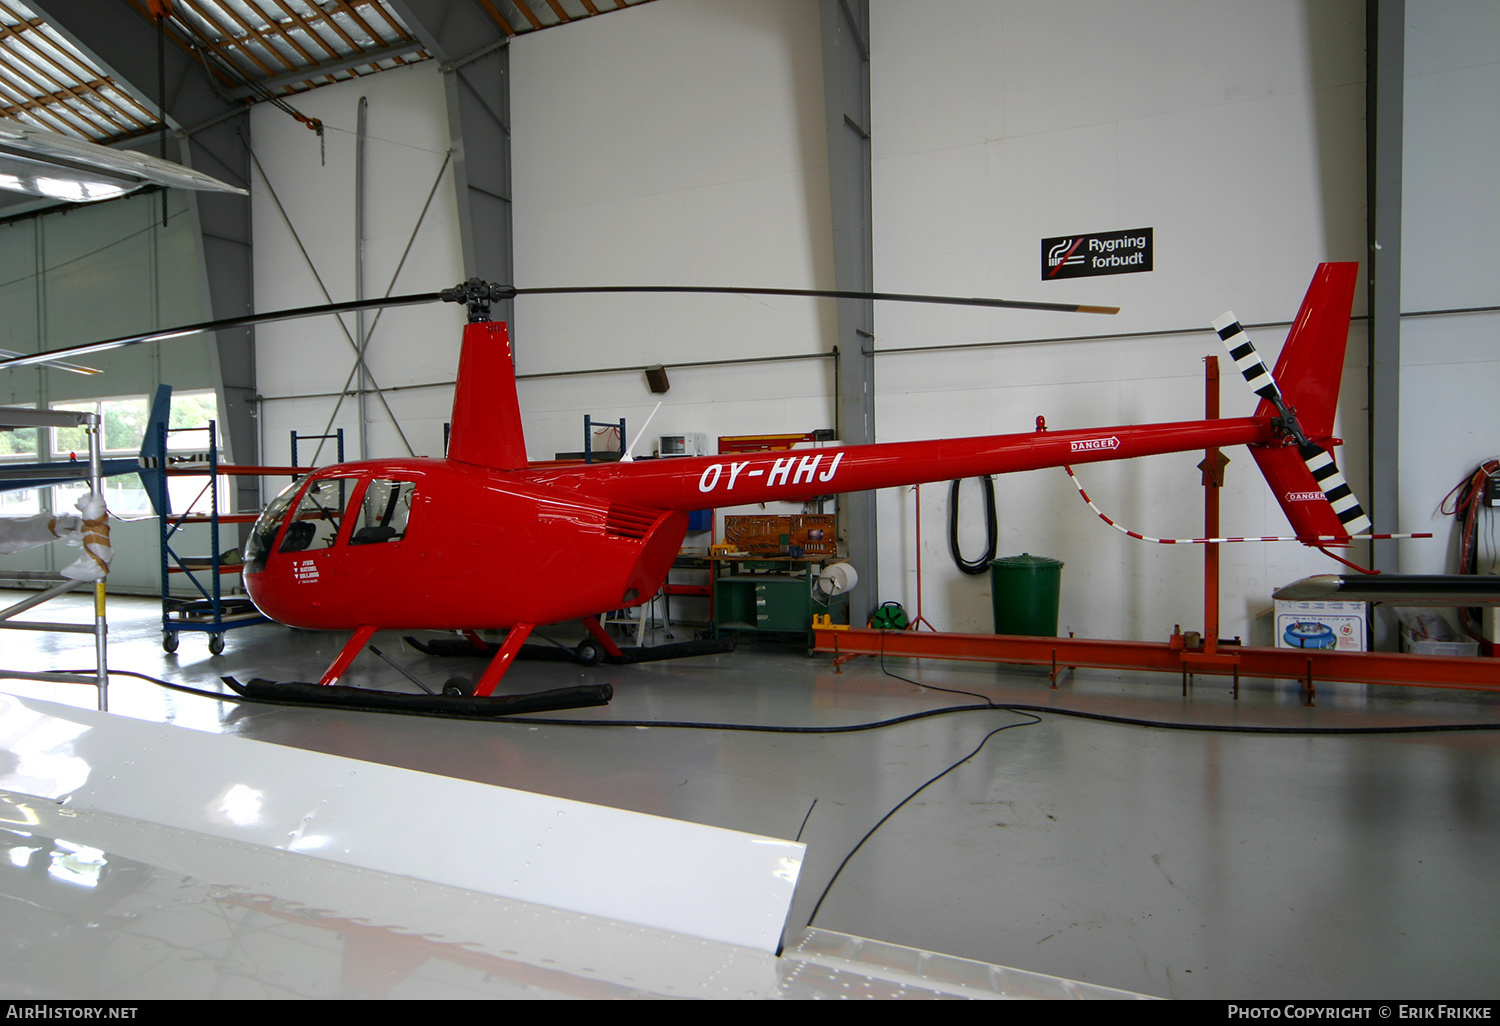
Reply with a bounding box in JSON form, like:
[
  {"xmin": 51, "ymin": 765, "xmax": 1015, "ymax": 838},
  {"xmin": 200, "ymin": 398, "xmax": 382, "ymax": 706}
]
[
  {"xmin": 244, "ymin": 479, "xmax": 301, "ymax": 573},
  {"xmin": 280, "ymin": 477, "xmax": 352, "ymax": 553},
  {"xmin": 350, "ymin": 479, "xmax": 415, "ymax": 545}
]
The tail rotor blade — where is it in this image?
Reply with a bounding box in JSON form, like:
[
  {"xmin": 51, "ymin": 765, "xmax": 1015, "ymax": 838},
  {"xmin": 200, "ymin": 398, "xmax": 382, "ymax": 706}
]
[
  {"xmin": 1215, "ymin": 303, "xmax": 1371, "ymax": 540},
  {"xmin": 1300, "ymin": 442, "xmax": 1372, "ymax": 537},
  {"xmin": 1212, "ymin": 312, "xmax": 1283, "ymax": 404}
]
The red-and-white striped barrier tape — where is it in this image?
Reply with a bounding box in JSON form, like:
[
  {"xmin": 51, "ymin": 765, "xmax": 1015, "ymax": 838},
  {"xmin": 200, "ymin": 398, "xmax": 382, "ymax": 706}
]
[{"xmin": 1062, "ymin": 464, "xmax": 1430, "ymax": 545}]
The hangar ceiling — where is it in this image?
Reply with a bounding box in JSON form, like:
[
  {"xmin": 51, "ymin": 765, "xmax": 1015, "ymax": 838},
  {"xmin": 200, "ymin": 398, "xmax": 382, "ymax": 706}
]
[{"xmin": 0, "ymin": 0, "xmax": 657, "ymax": 144}]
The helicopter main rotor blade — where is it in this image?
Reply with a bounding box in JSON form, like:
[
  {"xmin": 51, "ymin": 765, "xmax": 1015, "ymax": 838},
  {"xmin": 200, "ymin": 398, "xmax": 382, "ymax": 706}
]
[
  {"xmin": 0, "ymin": 291, "xmax": 446, "ymax": 371},
  {"xmin": 0, "ymin": 282, "xmax": 1118, "ymax": 372},
  {"xmin": 511, "ymin": 284, "xmax": 1120, "ymax": 315}
]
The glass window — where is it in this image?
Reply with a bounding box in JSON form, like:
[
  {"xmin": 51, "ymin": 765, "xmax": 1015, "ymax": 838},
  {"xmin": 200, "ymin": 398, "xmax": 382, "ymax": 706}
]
[
  {"xmin": 49, "ymin": 401, "xmax": 96, "ymax": 458},
  {"xmin": 51, "ymin": 397, "xmax": 147, "ymax": 458},
  {"xmin": 245, "ymin": 479, "xmax": 301, "ymax": 573},
  {"xmin": 49, "ymin": 391, "xmax": 226, "ymax": 517},
  {"xmin": 0, "ymin": 411, "xmax": 40, "ymax": 515},
  {"xmin": 280, "ymin": 477, "xmax": 352, "ymax": 553},
  {"xmin": 166, "ymin": 392, "xmax": 219, "ymax": 451},
  {"xmin": 0, "ymin": 488, "xmax": 40, "ymax": 516},
  {"xmin": 350, "ymin": 480, "xmax": 415, "ymax": 545},
  {"xmin": 160, "ymin": 392, "xmax": 228, "ymax": 517},
  {"xmin": 0, "ymin": 425, "xmax": 36, "ymax": 459}
]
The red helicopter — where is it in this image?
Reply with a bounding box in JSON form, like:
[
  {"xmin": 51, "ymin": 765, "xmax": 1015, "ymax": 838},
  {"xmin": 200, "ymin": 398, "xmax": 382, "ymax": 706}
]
[{"xmin": 0, "ymin": 264, "xmax": 1368, "ymax": 710}]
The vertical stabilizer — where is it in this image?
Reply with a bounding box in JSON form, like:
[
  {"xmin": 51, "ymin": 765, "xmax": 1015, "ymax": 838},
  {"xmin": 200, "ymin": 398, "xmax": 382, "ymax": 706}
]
[
  {"xmin": 139, "ymin": 383, "xmax": 171, "ymax": 516},
  {"xmin": 448, "ymin": 320, "xmax": 528, "ymax": 470},
  {"xmin": 1242, "ymin": 262, "xmax": 1365, "ymax": 541},
  {"xmin": 1256, "ymin": 262, "xmax": 1358, "ymax": 440}
]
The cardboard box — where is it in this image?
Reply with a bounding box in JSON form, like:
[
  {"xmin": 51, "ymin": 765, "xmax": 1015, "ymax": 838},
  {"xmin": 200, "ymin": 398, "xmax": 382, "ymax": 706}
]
[{"xmin": 1274, "ymin": 599, "xmax": 1367, "ymax": 652}]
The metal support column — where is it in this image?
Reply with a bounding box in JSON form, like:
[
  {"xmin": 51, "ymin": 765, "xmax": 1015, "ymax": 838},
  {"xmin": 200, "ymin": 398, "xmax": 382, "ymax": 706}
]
[
  {"xmin": 88, "ymin": 415, "xmax": 107, "ymax": 711},
  {"xmin": 1366, "ymin": 0, "xmax": 1404, "ymax": 646},
  {"xmin": 356, "ymin": 96, "xmax": 371, "ymax": 460},
  {"xmin": 821, "ymin": 0, "xmax": 877, "ymax": 623}
]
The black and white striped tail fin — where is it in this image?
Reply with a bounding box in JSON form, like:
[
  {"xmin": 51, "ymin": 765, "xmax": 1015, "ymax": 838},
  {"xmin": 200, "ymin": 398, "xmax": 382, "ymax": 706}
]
[
  {"xmin": 1212, "ymin": 312, "xmax": 1283, "ymax": 404},
  {"xmin": 1299, "ymin": 442, "xmax": 1372, "ymax": 537}
]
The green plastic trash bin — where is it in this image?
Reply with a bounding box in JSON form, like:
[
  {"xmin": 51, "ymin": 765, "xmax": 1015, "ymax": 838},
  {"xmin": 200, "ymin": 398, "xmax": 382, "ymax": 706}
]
[{"xmin": 990, "ymin": 553, "xmax": 1064, "ymax": 636}]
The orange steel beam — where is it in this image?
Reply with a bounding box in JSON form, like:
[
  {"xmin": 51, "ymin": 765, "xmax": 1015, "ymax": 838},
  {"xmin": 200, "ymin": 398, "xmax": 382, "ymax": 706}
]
[{"xmin": 813, "ymin": 626, "xmax": 1500, "ymax": 693}]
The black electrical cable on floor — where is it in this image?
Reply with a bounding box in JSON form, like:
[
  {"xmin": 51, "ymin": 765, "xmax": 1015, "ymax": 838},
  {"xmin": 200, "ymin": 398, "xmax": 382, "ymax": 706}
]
[
  {"xmin": 948, "ymin": 476, "xmax": 997, "ymax": 575},
  {"xmin": 88, "ymin": 668, "xmax": 997, "ymax": 730},
  {"xmin": 798, "ymin": 634, "xmax": 1500, "ymax": 926},
  {"xmin": 73, "ymin": 661, "xmax": 1500, "ymax": 931},
  {"xmin": 85, "ymin": 666, "xmax": 1500, "ymax": 736},
  {"xmin": 804, "ymin": 708, "xmax": 1043, "ymax": 927}
]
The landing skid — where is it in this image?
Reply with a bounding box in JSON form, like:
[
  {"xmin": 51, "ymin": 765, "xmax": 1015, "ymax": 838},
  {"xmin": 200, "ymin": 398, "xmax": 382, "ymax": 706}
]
[
  {"xmin": 405, "ymin": 634, "xmax": 737, "ymax": 665},
  {"xmin": 221, "ymin": 676, "xmax": 612, "ymax": 716},
  {"xmin": 285, "ymin": 619, "xmax": 623, "ymax": 703}
]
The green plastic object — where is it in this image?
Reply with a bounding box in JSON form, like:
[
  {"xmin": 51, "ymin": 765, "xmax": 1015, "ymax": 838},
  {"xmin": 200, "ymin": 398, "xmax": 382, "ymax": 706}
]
[
  {"xmin": 869, "ymin": 601, "xmax": 909, "ymax": 631},
  {"xmin": 989, "ymin": 553, "xmax": 1064, "ymax": 636}
]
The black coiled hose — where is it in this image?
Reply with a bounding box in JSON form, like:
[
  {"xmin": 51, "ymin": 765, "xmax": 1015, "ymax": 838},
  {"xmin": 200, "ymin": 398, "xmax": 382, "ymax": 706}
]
[{"xmin": 948, "ymin": 476, "xmax": 997, "ymax": 575}]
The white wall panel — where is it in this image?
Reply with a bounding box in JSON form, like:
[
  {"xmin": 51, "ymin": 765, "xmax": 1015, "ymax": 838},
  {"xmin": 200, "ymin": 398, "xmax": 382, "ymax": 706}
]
[
  {"xmin": 1396, "ymin": 1, "xmax": 1500, "ymax": 578},
  {"xmin": 251, "ymin": 61, "xmax": 466, "ymax": 465},
  {"xmin": 232, "ymin": 0, "xmax": 1496, "ymax": 644},
  {"xmin": 869, "ymin": 0, "xmax": 1368, "ymax": 638},
  {"xmin": 510, "ymin": 0, "xmax": 836, "ymax": 464}
]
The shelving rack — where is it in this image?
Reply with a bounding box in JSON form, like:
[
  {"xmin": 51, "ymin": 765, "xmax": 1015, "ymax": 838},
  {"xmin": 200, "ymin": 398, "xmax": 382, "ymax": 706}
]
[
  {"xmin": 156, "ymin": 420, "xmax": 264, "ymax": 654},
  {"xmin": 154, "ymin": 421, "xmax": 310, "ymax": 655}
]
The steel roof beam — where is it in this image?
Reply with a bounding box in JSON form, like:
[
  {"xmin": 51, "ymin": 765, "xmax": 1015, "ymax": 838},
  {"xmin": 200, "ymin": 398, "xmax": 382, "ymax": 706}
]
[{"xmin": 221, "ymin": 39, "xmax": 427, "ymax": 99}]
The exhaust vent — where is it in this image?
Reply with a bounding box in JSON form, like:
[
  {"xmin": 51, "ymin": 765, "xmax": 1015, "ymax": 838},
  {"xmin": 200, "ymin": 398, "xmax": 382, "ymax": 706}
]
[{"xmin": 606, "ymin": 503, "xmax": 662, "ymax": 540}]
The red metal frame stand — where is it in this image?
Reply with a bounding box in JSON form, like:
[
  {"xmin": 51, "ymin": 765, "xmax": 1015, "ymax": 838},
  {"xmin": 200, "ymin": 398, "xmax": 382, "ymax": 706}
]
[
  {"xmin": 909, "ymin": 483, "xmax": 936, "ymax": 632},
  {"xmin": 813, "ymin": 625, "xmax": 1500, "ymax": 693},
  {"xmin": 817, "ymin": 357, "xmax": 1497, "ymax": 698}
]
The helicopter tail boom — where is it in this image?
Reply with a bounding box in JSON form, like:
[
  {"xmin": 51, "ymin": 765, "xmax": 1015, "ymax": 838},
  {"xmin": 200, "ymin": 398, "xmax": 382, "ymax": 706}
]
[{"xmin": 530, "ymin": 415, "xmax": 1279, "ymax": 511}]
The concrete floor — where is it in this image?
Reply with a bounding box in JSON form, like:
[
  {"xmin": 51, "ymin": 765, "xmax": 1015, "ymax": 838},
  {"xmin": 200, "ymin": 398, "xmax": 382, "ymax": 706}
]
[{"xmin": 3, "ymin": 589, "xmax": 1499, "ymax": 1000}]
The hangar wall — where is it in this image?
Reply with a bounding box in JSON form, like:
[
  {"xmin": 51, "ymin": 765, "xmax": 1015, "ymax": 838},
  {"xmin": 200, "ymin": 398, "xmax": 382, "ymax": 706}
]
[
  {"xmin": 874, "ymin": 0, "xmax": 1500, "ymax": 640},
  {"xmin": 246, "ymin": 0, "xmax": 1497, "ymax": 646},
  {"xmin": 509, "ymin": 0, "xmax": 838, "ymax": 459},
  {"xmin": 869, "ymin": 0, "xmax": 1370, "ymax": 641},
  {"xmin": 1397, "ymin": 1, "xmax": 1500, "ymax": 580},
  {"xmin": 511, "ymin": 0, "xmax": 1377, "ymax": 644},
  {"xmin": 251, "ymin": 61, "xmax": 466, "ymax": 472}
]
